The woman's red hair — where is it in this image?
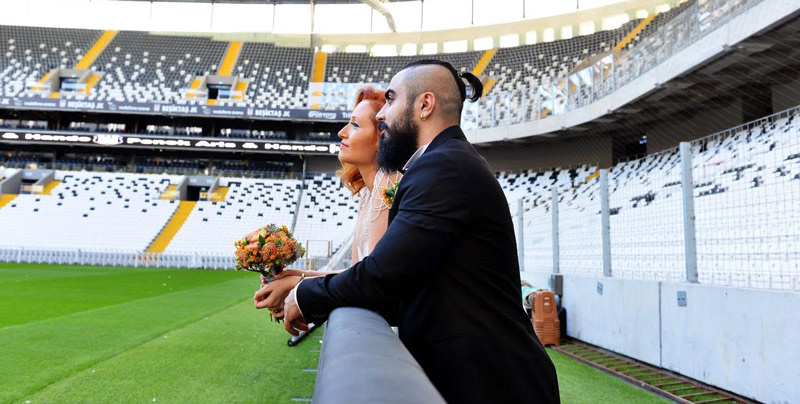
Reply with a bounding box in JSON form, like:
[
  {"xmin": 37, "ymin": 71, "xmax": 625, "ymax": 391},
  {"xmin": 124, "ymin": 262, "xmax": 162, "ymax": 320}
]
[{"xmin": 337, "ymin": 86, "xmax": 386, "ymax": 195}]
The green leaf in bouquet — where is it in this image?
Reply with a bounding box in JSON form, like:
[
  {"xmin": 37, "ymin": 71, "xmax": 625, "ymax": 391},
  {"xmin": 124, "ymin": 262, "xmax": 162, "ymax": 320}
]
[
  {"xmin": 275, "ymin": 237, "xmax": 284, "ymax": 247},
  {"xmin": 258, "ymin": 234, "xmax": 266, "ymax": 248}
]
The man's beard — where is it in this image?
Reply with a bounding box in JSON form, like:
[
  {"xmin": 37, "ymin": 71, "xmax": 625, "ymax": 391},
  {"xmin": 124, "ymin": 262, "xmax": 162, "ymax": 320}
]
[{"xmin": 377, "ymin": 109, "xmax": 419, "ymax": 173}]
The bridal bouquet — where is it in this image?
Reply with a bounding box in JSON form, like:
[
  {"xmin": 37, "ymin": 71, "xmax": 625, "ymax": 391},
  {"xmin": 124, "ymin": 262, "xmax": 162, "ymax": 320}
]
[{"xmin": 234, "ymin": 224, "xmax": 306, "ymax": 281}]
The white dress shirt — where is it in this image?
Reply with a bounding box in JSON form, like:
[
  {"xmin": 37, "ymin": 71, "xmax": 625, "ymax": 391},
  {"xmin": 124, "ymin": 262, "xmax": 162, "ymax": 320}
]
[
  {"xmin": 292, "ymin": 143, "xmax": 431, "ymax": 320},
  {"xmin": 403, "ymin": 143, "xmax": 429, "ymax": 172}
]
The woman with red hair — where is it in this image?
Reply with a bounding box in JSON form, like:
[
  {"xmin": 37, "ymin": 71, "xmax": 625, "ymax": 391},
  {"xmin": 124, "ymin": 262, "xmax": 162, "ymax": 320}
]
[
  {"xmin": 254, "ymin": 86, "xmax": 402, "ymax": 315},
  {"xmin": 337, "ymin": 86, "xmax": 401, "ymax": 262}
]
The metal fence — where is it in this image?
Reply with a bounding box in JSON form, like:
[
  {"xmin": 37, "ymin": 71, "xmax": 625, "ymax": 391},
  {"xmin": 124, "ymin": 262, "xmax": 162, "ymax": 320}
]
[
  {"xmin": 520, "ymin": 106, "xmax": 800, "ymax": 291},
  {"xmin": 691, "ymin": 107, "xmax": 800, "ymax": 289},
  {"xmin": 0, "ymin": 230, "xmax": 354, "ymax": 272},
  {"xmin": 0, "ymin": 247, "xmax": 343, "ymax": 271},
  {"xmin": 0, "ymin": 248, "xmax": 231, "ymax": 269}
]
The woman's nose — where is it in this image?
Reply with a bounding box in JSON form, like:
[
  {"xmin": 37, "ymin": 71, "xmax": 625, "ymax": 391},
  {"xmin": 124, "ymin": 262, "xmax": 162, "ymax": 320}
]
[{"xmin": 338, "ymin": 126, "xmax": 347, "ymax": 139}]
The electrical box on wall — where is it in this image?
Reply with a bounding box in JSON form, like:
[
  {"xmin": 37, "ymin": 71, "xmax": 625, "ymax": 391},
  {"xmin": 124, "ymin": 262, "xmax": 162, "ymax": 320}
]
[{"xmin": 677, "ymin": 291, "xmax": 687, "ymax": 307}]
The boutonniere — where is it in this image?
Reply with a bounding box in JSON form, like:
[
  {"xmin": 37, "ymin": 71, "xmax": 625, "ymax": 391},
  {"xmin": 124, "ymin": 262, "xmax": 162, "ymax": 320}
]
[{"xmin": 382, "ymin": 181, "xmax": 400, "ymax": 206}]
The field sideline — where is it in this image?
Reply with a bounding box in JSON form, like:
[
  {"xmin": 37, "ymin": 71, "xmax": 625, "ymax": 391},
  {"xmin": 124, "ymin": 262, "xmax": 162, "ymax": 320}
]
[{"xmin": 0, "ymin": 263, "xmax": 664, "ymax": 403}]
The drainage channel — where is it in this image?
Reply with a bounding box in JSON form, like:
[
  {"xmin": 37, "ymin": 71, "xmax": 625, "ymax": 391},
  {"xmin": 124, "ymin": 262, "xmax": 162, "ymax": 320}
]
[{"xmin": 551, "ymin": 340, "xmax": 757, "ymax": 404}]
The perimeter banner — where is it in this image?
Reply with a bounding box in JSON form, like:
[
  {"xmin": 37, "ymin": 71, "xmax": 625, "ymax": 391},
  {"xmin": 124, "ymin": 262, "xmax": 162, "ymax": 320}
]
[
  {"xmin": 0, "ymin": 97, "xmax": 350, "ymax": 122},
  {"xmin": 0, "ymin": 129, "xmax": 341, "ymax": 156}
]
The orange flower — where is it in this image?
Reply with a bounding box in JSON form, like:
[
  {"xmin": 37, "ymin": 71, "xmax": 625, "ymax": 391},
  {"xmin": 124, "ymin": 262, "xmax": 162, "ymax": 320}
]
[{"xmin": 235, "ymin": 224, "xmax": 306, "ymax": 274}]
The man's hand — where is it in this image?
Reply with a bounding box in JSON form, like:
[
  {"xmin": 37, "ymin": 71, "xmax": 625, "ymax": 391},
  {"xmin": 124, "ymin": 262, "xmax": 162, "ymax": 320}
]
[
  {"xmin": 254, "ymin": 275, "xmax": 301, "ymax": 315},
  {"xmin": 283, "ymin": 287, "xmax": 308, "ymax": 336}
]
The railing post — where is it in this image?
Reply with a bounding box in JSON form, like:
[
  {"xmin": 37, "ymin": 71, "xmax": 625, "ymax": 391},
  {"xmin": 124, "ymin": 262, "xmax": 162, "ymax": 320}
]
[
  {"xmin": 551, "ymin": 187, "xmax": 559, "ymax": 274},
  {"xmin": 491, "ymin": 95, "xmax": 496, "ymax": 127},
  {"xmin": 611, "ymin": 55, "xmax": 616, "ymax": 93},
  {"xmin": 600, "ymin": 169, "xmax": 612, "ymax": 277},
  {"xmin": 517, "ymin": 198, "xmax": 525, "ymax": 272},
  {"xmin": 506, "ymin": 92, "xmax": 511, "ymax": 127},
  {"xmin": 680, "ymin": 142, "xmax": 699, "ymax": 283}
]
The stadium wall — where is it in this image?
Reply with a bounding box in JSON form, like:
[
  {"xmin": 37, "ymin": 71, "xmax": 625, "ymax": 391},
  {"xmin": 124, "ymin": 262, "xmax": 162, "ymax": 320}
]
[
  {"xmin": 305, "ymin": 155, "xmax": 341, "ymax": 174},
  {"xmin": 0, "ymin": 169, "xmax": 22, "ymax": 194},
  {"xmin": 645, "ymin": 99, "xmax": 743, "ymax": 153},
  {"xmin": 772, "ymin": 75, "xmax": 800, "ymax": 112},
  {"xmin": 646, "ymin": 74, "xmax": 800, "ymax": 153},
  {"xmin": 478, "ymin": 135, "xmax": 613, "ymax": 171},
  {"xmin": 558, "ymin": 275, "xmax": 800, "ymax": 403},
  {"xmin": 302, "ymin": 133, "xmax": 612, "ymax": 174}
]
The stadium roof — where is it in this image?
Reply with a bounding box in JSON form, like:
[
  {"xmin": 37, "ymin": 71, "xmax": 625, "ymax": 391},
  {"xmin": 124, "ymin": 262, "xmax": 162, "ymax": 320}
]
[
  {"xmin": 110, "ymin": 0, "xmax": 408, "ymax": 31},
  {"xmin": 111, "ymin": 0, "xmax": 413, "ymax": 4}
]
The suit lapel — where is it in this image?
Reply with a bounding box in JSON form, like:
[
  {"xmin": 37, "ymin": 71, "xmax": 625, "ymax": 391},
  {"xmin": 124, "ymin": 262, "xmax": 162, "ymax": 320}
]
[{"xmin": 387, "ymin": 125, "xmax": 466, "ymax": 226}]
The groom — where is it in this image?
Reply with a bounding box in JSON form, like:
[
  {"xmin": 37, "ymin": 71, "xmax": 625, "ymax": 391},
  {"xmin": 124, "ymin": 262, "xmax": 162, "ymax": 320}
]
[{"xmin": 283, "ymin": 60, "xmax": 560, "ymax": 403}]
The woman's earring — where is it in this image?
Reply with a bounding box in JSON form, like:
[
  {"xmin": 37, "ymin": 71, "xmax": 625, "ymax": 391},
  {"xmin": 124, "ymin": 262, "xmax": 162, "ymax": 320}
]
[{"xmin": 420, "ymin": 113, "xmax": 426, "ymax": 121}]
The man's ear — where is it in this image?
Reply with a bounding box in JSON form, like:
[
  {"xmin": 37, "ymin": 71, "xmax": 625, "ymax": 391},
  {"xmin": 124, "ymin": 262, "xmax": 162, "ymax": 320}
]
[{"xmin": 420, "ymin": 92, "xmax": 436, "ymax": 118}]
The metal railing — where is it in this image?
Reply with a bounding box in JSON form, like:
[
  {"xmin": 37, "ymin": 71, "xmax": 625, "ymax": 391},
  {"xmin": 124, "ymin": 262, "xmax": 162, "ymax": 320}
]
[{"xmin": 313, "ymin": 307, "xmax": 445, "ymax": 404}]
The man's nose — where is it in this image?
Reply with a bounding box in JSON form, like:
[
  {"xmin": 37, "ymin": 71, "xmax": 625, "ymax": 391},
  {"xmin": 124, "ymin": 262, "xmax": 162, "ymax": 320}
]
[{"xmin": 376, "ymin": 104, "xmax": 387, "ymax": 122}]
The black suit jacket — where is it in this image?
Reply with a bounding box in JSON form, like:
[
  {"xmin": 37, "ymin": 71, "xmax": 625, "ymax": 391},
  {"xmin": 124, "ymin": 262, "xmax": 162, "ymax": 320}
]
[{"xmin": 298, "ymin": 125, "xmax": 560, "ymax": 403}]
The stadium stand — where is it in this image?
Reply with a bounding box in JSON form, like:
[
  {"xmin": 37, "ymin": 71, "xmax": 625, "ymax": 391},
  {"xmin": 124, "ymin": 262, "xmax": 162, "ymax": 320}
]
[
  {"xmin": 0, "ymin": 25, "xmax": 101, "ymax": 97},
  {"xmin": 0, "ymin": 118, "xmax": 48, "ymax": 130},
  {"xmin": 617, "ymin": 0, "xmax": 695, "ymax": 52},
  {"xmin": 0, "ymin": 5, "xmax": 692, "ymax": 111},
  {"xmin": 487, "ymin": 20, "xmax": 639, "ymax": 96},
  {"xmin": 236, "ymin": 42, "xmax": 312, "ymax": 109},
  {"xmin": 1, "ymin": 105, "xmax": 798, "ymax": 288},
  {"xmin": 497, "ymin": 166, "xmax": 598, "ymax": 274},
  {"xmin": 691, "ymin": 112, "xmax": 800, "ymax": 289},
  {"xmin": 512, "ymin": 108, "xmax": 800, "ymax": 290},
  {"xmin": 164, "ymin": 177, "xmax": 301, "ymax": 255},
  {"xmin": 0, "ymin": 152, "xmax": 296, "ymax": 178},
  {"xmin": 614, "ymin": 0, "xmax": 697, "ymax": 87},
  {"xmin": 87, "ymin": 31, "xmax": 228, "ymax": 103},
  {"xmin": 324, "ymin": 51, "xmax": 482, "ymax": 85},
  {"xmin": 293, "ymin": 172, "xmax": 358, "ymax": 257},
  {"xmin": 53, "ymin": 156, "xmax": 128, "ymax": 172},
  {"xmin": 0, "ymin": 171, "xmax": 181, "ymax": 253},
  {"xmin": 218, "ymin": 128, "xmax": 288, "ymax": 140}
]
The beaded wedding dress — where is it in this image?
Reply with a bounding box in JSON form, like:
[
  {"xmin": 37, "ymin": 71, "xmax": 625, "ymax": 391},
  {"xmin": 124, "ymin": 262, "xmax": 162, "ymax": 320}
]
[{"xmin": 354, "ymin": 170, "xmax": 401, "ymax": 261}]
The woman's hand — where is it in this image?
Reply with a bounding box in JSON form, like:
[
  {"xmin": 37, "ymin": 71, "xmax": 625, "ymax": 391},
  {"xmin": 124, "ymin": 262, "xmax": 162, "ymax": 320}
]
[
  {"xmin": 254, "ymin": 275, "xmax": 302, "ymax": 315},
  {"xmin": 275, "ymin": 269, "xmax": 305, "ymax": 280}
]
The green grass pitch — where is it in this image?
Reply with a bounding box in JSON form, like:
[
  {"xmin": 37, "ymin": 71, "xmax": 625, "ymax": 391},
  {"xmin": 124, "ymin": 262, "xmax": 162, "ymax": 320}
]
[{"xmin": 1, "ymin": 263, "xmax": 664, "ymax": 403}]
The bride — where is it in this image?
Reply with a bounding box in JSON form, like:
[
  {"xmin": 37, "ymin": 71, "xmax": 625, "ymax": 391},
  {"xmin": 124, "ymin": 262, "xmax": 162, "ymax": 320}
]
[{"xmin": 254, "ymin": 86, "xmax": 401, "ymax": 317}]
